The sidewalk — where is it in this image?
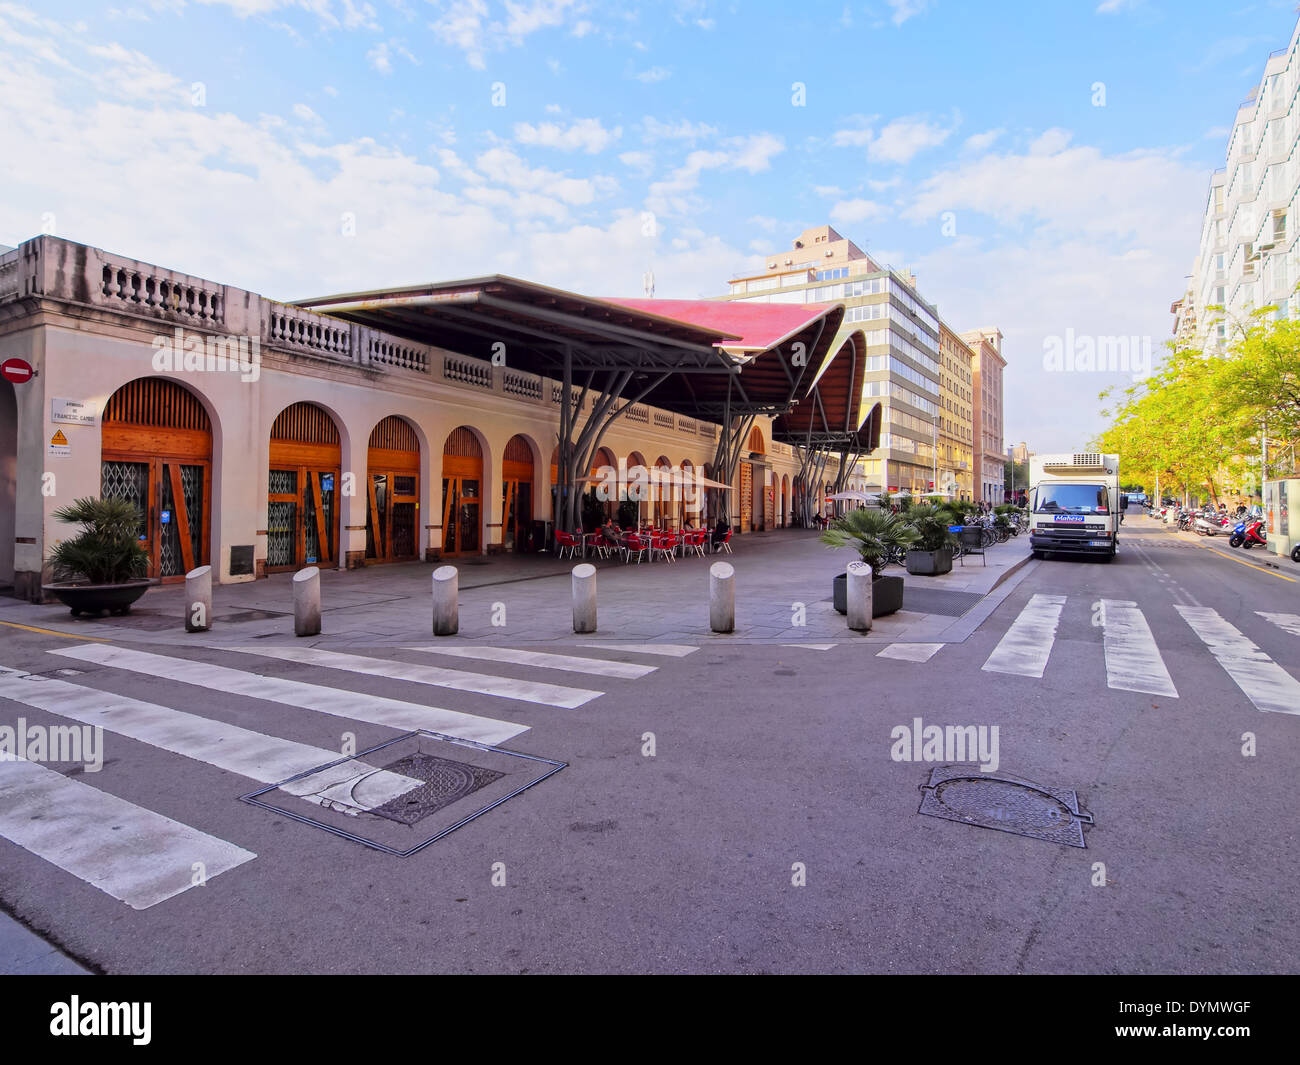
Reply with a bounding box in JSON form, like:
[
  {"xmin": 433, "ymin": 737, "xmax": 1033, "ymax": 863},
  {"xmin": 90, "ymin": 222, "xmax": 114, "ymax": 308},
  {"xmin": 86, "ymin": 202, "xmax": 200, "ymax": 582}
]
[
  {"xmin": 0, "ymin": 910, "xmax": 91, "ymax": 975},
  {"xmin": 0, "ymin": 527, "xmax": 1032, "ymax": 647}
]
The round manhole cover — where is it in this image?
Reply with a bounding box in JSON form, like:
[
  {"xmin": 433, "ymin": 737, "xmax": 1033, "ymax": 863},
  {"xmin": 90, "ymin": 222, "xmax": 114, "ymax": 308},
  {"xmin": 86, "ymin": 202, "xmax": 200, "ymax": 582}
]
[{"xmin": 933, "ymin": 778, "xmax": 1073, "ymax": 830}]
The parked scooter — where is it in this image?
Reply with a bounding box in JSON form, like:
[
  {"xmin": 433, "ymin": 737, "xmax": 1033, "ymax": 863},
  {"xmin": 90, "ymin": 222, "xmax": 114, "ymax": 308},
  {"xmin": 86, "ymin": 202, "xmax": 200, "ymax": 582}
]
[
  {"xmin": 1229, "ymin": 518, "xmax": 1267, "ymax": 549},
  {"xmin": 1194, "ymin": 511, "xmax": 1226, "ymax": 536}
]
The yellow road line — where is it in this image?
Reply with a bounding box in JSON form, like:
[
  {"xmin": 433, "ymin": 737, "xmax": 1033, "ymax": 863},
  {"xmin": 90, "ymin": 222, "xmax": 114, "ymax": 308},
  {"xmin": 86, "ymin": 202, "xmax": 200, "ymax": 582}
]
[
  {"xmin": 1181, "ymin": 536, "xmax": 1299, "ymax": 584},
  {"xmin": 0, "ymin": 620, "xmax": 112, "ymax": 641}
]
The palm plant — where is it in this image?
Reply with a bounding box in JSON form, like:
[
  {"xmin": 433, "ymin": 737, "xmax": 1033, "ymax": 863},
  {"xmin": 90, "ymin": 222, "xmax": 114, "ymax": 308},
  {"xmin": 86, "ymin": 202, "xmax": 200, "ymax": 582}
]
[
  {"xmin": 47, "ymin": 497, "xmax": 149, "ymax": 584},
  {"xmin": 820, "ymin": 507, "xmax": 918, "ymax": 577},
  {"xmin": 903, "ymin": 503, "xmax": 957, "ymax": 552}
]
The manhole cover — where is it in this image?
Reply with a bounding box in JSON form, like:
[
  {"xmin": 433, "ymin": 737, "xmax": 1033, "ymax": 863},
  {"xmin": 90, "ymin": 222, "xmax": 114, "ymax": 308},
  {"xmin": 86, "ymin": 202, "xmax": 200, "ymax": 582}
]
[
  {"xmin": 371, "ymin": 753, "xmax": 504, "ymax": 825},
  {"xmin": 918, "ymin": 766, "xmax": 1094, "ymax": 847},
  {"xmin": 216, "ymin": 609, "xmax": 290, "ymax": 623},
  {"xmin": 240, "ymin": 730, "xmax": 565, "ymax": 857}
]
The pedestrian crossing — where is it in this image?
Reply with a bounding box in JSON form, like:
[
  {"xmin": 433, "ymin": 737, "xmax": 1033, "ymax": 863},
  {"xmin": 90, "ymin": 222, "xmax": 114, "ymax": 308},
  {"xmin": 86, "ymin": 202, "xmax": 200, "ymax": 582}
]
[
  {"xmin": 0, "ymin": 640, "xmax": 679, "ymax": 910},
  {"xmin": 978, "ymin": 595, "xmax": 1300, "ymax": 713}
]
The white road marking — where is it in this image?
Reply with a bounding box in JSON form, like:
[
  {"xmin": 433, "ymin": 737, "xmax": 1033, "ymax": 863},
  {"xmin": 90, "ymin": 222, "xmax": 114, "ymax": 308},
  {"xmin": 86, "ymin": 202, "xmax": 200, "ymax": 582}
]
[
  {"xmin": 49, "ymin": 645, "xmax": 528, "ymax": 744},
  {"xmin": 1100, "ymin": 600, "xmax": 1178, "ymax": 697},
  {"xmin": 224, "ymin": 645, "xmax": 601, "ymax": 709},
  {"xmin": 1258, "ymin": 612, "xmax": 1300, "ymax": 637},
  {"xmin": 0, "ymin": 758, "xmax": 254, "ymax": 910},
  {"xmin": 406, "ymin": 644, "xmax": 655, "ymax": 679},
  {"xmin": 0, "ymin": 669, "xmax": 420, "ymax": 814},
  {"xmin": 1175, "ymin": 606, "xmax": 1300, "ymax": 715},
  {"xmin": 575, "ymin": 643, "xmax": 699, "ymax": 657},
  {"xmin": 780, "ymin": 644, "xmax": 838, "ymax": 651},
  {"xmin": 876, "ymin": 643, "xmax": 944, "ymax": 663},
  {"xmin": 982, "ymin": 593, "xmax": 1066, "ymax": 679}
]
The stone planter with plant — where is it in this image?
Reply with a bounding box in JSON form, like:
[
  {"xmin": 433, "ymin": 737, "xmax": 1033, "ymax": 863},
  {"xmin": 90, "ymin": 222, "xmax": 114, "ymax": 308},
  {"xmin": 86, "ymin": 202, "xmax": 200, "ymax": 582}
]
[
  {"xmin": 820, "ymin": 508, "xmax": 916, "ymax": 617},
  {"xmin": 43, "ymin": 497, "xmax": 152, "ymax": 616},
  {"xmin": 903, "ymin": 504, "xmax": 956, "ymax": 576}
]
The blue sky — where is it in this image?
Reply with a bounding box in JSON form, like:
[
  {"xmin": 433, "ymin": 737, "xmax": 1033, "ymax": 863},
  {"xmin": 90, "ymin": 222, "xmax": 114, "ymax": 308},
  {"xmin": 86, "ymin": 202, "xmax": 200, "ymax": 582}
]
[{"xmin": 1, "ymin": 0, "xmax": 1296, "ymax": 450}]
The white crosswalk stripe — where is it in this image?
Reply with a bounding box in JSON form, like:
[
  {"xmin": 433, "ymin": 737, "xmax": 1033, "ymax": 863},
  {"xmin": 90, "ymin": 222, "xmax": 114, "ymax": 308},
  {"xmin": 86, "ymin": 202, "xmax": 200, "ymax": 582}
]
[
  {"xmin": 576, "ymin": 643, "xmax": 699, "ymax": 657},
  {"xmin": 222, "ymin": 645, "xmax": 602, "ymax": 709},
  {"xmin": 0, "ymin": 757, "xmax": 255, "ymax": 910},
  {"xmin": 1101, "ymin": 600, "xmax": 1178, "ymax": 697},
  {"xmin": 0, "ymin": 667, "xmax": 421, "ymax": 814},
  {"xmin": 406, "ymin": 644, "xmax": 656, "ymax": 679},
  {"xmin": 877, "ymin": 643, "xmax": 943, "ymax": 663},
  {"xmin": 1257, "ymin": 611, "xmax": 1300, "ymax": 637},
  {"xmin": 982, "ymin": 593, "xmax": 1066, "ymax": 678},
  {"xmin": 1175, "ymin": 606, "xmax": 1300, "ymax": 716},
  {"xmin": 50, "ymin": 644, "xmax": 529, "ymax": 743}
]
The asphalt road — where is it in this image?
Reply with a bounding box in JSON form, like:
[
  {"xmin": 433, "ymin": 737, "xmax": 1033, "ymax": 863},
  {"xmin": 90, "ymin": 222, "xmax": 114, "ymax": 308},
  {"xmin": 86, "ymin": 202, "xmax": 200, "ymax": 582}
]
[{"xmin": 1, "ymin": 509, "xmax": 1297, "ymax": 974}]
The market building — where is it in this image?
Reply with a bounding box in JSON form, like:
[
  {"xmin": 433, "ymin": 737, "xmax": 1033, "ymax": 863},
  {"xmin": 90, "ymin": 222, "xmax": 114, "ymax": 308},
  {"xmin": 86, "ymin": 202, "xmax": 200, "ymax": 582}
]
[{"xmin": 0, "ymin": 235, "xmax": 880, "ymax": 600}]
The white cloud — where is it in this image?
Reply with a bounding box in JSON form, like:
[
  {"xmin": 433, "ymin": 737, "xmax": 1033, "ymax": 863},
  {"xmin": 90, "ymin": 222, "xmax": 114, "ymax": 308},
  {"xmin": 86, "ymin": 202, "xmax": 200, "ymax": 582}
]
[
  {"xmin": 900, "ymin": 133, "xmax": 1206, "ymax": 451},
  {"xmin": 813, "ymin": 184, "xmax": 843, "ymax": 197},
  {"xmin": 641, "ymin": 116, "xmax": 717, "ymax": 142},
  {"xmin": 366, "ymin": 39, "xmax": 416, "ymax": 74},
  {"xmin": 886, "ymin": 0, "xmax": 932, "ymax": 25},
  {"xmin": 964, "ymin": 128, "xmax": 1004, "ymax": 152},
  {"xmin": 503, "ymin": 0, "xmax": 578, "ymax": 39},
  {"xmin": 868, "ymin": 116, "xmax": 952, "ymax": 163},
  {"xmin": 429, "ymin": 0, "xmax": 489, "ymax": 69},
  {"xmin": 830, "ymin": 198, "xmax": 887, "ymax": 225},
  {"xmin": 1095, "ymin": 0, "xmax": 1140, "ymax": 13},
  {"xmin": 632, "ymin": 65, "xmax": 671, "ymax": 83},
  {"xmin": 514, "ymin": 117, "xmax": 621, "ymax": 153}
]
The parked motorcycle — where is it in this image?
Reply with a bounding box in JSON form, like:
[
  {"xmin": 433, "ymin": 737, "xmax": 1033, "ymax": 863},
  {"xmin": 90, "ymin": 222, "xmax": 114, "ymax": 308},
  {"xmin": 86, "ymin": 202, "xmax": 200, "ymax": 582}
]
[
  {"xmin": 1230, "ymin": 519, "xmax": 1267, "ymax": 549},
  {"xmin": 1293, "ymin": 543, "xmax": 1300, "ymax": 563},
  {"xmin": 1194, "ymin": 512, "xmax": 1223, "ymax": 536}
]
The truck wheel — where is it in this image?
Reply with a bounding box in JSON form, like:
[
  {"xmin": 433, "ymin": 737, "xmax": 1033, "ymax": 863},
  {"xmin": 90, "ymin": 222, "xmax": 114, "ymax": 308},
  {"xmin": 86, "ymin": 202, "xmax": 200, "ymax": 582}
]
[
  {"xmin": 1031, "ymin": 550, "xmax": 1044, "ymax": 560},
  {"xmin": 1292, "ymin": 545, "xmax": 1300, "ymax": 563},
  {"xmin": 1102, "ymin": 551, "xmax": 1115, "ymax": 563}
]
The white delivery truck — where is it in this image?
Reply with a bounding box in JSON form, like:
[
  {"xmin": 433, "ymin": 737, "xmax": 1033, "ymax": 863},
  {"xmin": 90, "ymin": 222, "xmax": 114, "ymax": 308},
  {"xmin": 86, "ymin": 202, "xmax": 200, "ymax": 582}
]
[{"xmin": 1028, "ymin": 452, "xmax": 1121, "ymax": 561}]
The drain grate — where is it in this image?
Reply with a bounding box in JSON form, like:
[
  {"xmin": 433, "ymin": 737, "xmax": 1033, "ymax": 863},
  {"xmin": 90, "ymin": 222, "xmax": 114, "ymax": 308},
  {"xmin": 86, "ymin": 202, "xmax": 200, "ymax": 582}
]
[
  {"xmin": 240, "ymin": 730, "xmax": 565, "ymax": 857},
  {"xmin": 918, "ymin": 766, "xmax": 1094, "ymax": 847},
  {"xmin": 370, "ymin": 753, "xmax": 504, "ymax": 825}
]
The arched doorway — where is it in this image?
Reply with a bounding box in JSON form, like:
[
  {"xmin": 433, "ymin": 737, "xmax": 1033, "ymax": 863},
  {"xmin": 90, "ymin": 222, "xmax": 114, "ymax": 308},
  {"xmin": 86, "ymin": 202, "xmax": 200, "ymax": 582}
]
[
  {"xmin": 679, "ymin": 458, "xmax": 697, "ymax": 528},
  {"xmin": 267, "ymin": 402, "xmax": 340, "ymax": 572},
  {"xmin": 501, "ymin": 434, "xmax": 533, "ymax": 552},
  {"xmin": 101, "ymin": 378, "xmax": 211, "ymax": 582},
  {"xmin": 442, "ymin": 426, "xmax": 483, "ymax": 557},
  {"xmin": 366, "ymin": 416, "xmax": 419, "ymax": 562},
  {"xmin": 585, "ymin": 447, "xmax": 617, "ymax": 530},
  {"xmin": 781, "ymin": 474, "xmax": 790, "ymax": 528},
  {"xmin": 652, "ymin": 454, "xmax": 672, "ymax": 527}
]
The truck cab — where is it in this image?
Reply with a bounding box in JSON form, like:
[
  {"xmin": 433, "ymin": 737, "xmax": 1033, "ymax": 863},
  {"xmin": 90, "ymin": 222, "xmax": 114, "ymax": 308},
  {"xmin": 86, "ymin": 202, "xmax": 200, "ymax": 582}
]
[{"xmin": 1028, "ymin": 453, "xmax": 1120, "ymax": 561}]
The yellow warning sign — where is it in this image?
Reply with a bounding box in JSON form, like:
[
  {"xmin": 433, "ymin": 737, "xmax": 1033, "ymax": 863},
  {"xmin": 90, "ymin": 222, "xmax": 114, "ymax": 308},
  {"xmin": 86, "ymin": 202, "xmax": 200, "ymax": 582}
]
[{"xmin": 50, "ymin": 430, "xmax": 68, "ymax": 446}]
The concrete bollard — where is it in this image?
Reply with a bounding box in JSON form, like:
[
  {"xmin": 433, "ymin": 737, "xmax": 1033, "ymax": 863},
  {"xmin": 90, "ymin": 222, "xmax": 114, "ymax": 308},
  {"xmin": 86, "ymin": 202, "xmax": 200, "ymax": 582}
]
[
  {"xmin": 293, "ymin": 566, "xmax": 321, "ymax": 637},
  {"xmin": 432, "ymin": 565, "xmax": 459, "ymax": 636},
  {"xmin": 572, "ymin": 563, "xmax": 597, "ymax": 633},
  {"xmin": 846, "ymin": 560, "xmax": 873, "ymax": 632},
  {"xmin": 709, "ymin": 561, "xmax": 735, "ymax": 633},
  {"xmin": 185, "ymin": 565, "xmax": 212, "ymax": 633}
]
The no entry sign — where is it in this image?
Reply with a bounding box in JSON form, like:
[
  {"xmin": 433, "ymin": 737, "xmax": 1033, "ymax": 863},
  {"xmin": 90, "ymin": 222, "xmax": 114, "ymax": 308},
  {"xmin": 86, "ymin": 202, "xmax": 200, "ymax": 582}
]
[{"xmin": 1, "ymin": 357, "xmax": 33, "ymax": 384}]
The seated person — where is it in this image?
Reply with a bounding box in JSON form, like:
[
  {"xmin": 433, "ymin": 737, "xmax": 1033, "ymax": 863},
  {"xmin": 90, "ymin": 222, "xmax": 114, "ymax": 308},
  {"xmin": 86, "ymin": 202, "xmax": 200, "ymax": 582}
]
[
  {"xmin": 600, "ymin": 519, "xmax": 625, "ymax": 549},
  {"xmin": 710, "ymin": 518, "xmax": 730, "ymax": 549}
]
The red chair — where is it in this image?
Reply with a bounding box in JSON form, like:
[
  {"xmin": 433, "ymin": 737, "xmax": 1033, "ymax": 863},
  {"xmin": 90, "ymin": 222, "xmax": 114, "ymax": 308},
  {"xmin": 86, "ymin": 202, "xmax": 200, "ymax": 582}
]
[
  {"xmin": 688, "ymin": 529, "xmax": 707, "ymax": 557},
  {"xmin": 651, "ymin": 530, "xmax": 679, "ymax": 563},
  {"xmin": 716, "ymin": 528, "xmax": 733, "ymax": 554},
  {"xmin": 622, "ymin": 532, "xmax": 646, "ymax": 564},
  {"xmin": 555, "ymin": 530, "xmax": 580, "ymax": 560}
]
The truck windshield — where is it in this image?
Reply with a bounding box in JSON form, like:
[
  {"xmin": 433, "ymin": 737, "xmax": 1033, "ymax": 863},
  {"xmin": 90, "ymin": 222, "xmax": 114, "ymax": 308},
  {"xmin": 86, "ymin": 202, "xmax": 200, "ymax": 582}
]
[{"xmin": 1033, "ymin": 484, "xmax": 1110, "ymax": 513}]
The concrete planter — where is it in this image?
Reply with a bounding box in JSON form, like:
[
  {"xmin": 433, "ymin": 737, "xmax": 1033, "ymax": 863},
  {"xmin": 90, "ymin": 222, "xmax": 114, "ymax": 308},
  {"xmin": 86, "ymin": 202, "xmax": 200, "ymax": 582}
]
[
  {"xmin": 905, "ymin": 547, "xmax": 953, "ymax": 576},
  {"xmin": 43, "ymin": 580, "xmax": 151, "ymax": 617},
  {"xmin": 832, "ymin": 572, "xmax": 904, "ymax": 617}
]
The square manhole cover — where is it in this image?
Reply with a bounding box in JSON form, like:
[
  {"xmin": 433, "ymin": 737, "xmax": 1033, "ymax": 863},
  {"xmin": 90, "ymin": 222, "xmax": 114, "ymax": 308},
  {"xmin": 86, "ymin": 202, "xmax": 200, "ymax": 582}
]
[
  {"xmin": 918, "ymin": 766, "xmax": 1094, "ymax": 848},
  {"xmin": 240, "ymin": 731, "xmax": 565, "ymax": 856}
]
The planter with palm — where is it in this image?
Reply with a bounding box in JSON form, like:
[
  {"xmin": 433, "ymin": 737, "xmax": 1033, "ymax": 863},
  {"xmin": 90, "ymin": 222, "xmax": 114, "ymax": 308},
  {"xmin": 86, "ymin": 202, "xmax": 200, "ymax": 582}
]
[
  {"xmin": 902, "ymin": 503, "xmax": 956, "ymax": 575},
  {"xmin": 44, "ymin": 497, "xmax": 152, "ymax": 616},
  {"xmin": 820, "ymin": 508, "xmax": 916, "ymax": 616}
]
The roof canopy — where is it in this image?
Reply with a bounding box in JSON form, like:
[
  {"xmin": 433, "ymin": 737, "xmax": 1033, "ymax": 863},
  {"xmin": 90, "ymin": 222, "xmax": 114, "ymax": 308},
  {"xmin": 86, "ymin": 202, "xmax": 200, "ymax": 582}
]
[
  {"xmin": 297, "ymin": 279, "xmax": 846, "ymax": 422},
  {"xmin": 772, "ymin": 330, "xmax": 882, "ymax": 452},
  {"xmin": 296, "ymin": 276, "xmax": 739, "ymax": 377}
]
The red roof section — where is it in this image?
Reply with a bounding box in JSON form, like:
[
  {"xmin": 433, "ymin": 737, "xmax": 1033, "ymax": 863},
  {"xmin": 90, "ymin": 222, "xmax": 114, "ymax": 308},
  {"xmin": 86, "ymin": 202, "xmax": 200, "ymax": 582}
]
[{"xmin": 605, "ymin": 298, "xmax": 840, "ymax": 353}]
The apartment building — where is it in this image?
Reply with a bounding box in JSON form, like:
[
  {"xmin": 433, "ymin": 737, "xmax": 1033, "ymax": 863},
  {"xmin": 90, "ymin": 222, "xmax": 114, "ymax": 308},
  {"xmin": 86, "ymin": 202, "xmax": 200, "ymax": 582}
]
[
  {"xmin": 723, "ymin": 225, "xmax": 943, "ymax": 495},
  {"xmin": 964, "ymin": 328, "xmax": 1007, "ymax": 504},
  {"xmin": 1180, "ymin": 17, "xmax": 1300, "ymax": 349},
  {"xmin": 938, "ymin": 323, "xmax": 976, "ymax": 500}
]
